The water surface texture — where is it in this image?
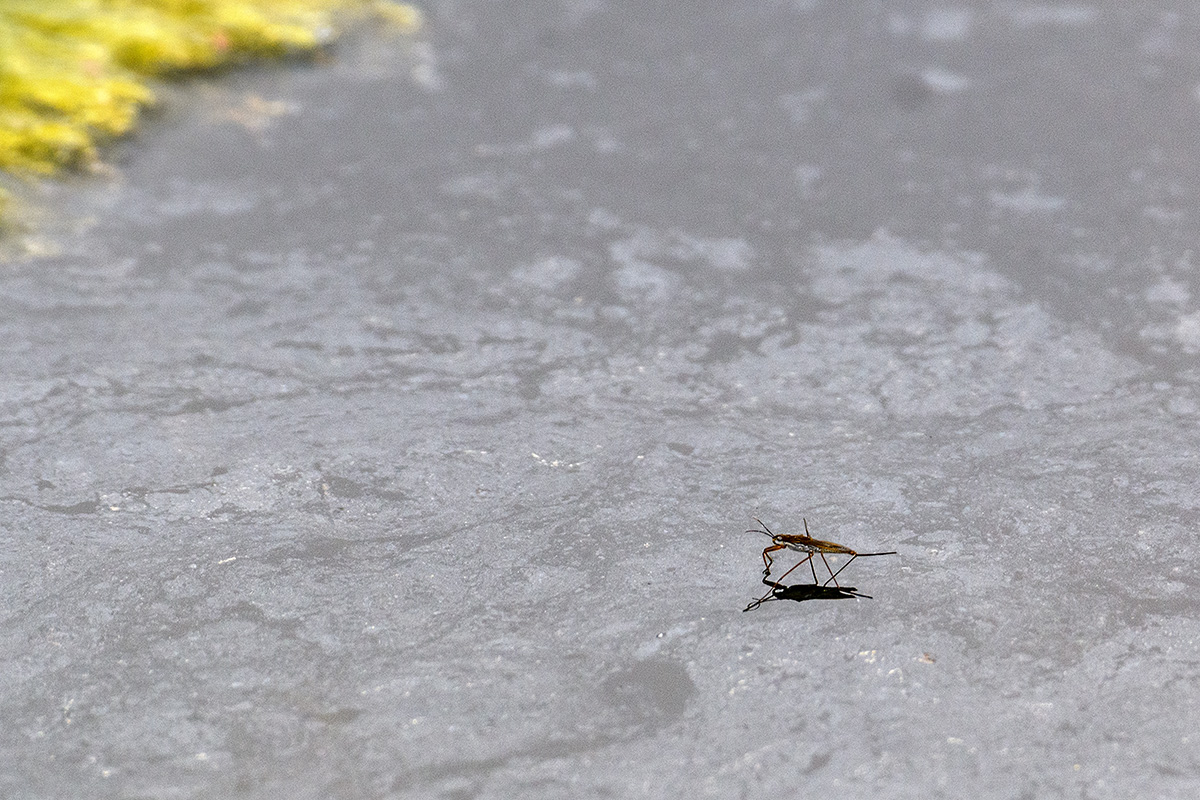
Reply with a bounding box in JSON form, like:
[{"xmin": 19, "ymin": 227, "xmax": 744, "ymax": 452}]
[{"xmin": 3, "ymin": 2, "xmax": 1200, "ymax": 798}]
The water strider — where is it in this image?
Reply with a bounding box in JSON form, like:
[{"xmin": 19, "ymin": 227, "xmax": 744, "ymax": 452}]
[{"xmin": 745, "ymin": 517, "xmax": 896, "ymax": 610}]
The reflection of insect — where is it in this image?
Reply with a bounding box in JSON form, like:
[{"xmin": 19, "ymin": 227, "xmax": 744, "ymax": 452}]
[
  {"xmin": 743, "ymin": 577, "xmax": 870, "ymax": 612},
  {"xmin": 747, "ymin": 517, "xmax": 896, "ymax": 606}
]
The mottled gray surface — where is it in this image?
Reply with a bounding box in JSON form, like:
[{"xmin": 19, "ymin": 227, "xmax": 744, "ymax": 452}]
[{"xmin": 3, "ymin": 1, "xmax": 1200, "ymax": 798}]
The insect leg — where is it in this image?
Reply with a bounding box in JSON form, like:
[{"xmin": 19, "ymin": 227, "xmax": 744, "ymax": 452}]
[
  {"xmin": 746, "ymin": 571, "xmax": 795, "ymax": 610},
  {"xmin": 771, "ymin": 553, "xmax": 815, "ymax": 584},
  {"xmin": 746, "ymin": 553, "xmax": 815, "ymax": 610},
  {"xmin": 761, "ymin": 543, "xmax": 787, "ymax": 577},
  {"xmin": 743, "ymin": 577, "xmax": 786, "ymax": 612},
  {"xmin": 823, "ymin": 553, "xmax": 858, "ymax": 587}
]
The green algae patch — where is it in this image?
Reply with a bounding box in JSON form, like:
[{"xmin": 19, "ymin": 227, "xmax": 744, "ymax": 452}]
[{"xmin": 0, "ymin": 0, "xmax": 421, "ymax": 220}]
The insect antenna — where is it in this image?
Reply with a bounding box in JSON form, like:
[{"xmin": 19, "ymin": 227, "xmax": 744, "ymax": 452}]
[{"xmin": 745, "ymin": 517, "xmax": 775, "ymax": 539}]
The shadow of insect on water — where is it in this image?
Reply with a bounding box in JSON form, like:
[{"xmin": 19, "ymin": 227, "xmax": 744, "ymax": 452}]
[{"xmin": 743, "ymin": 577, "xmax": 872, "ymax": 612}]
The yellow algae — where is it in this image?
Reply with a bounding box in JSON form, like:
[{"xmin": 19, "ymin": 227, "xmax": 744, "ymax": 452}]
[
  {"xmin": 0, "ymin": 0, "xmax": 421, "ymax": 224},
  {"xmin": 372, "ymin": 0, "xmax": 422, "ymax": 33}
]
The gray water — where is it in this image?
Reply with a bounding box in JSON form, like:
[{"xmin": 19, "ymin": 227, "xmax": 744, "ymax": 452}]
[{"xmin": 3, "ymin": 2, "xmax": 1199, "ymax": 798}]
